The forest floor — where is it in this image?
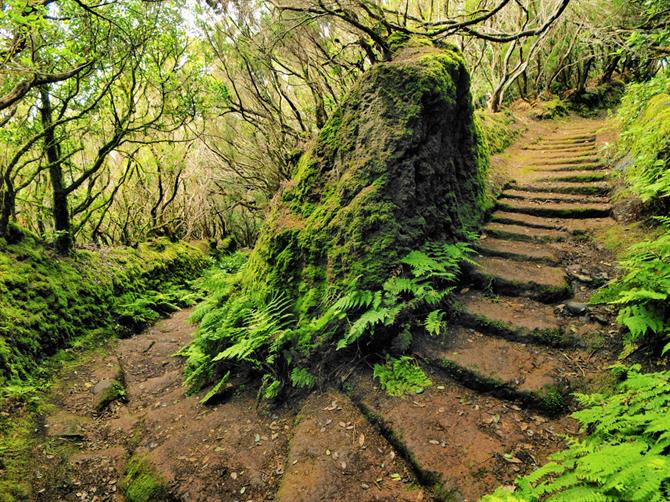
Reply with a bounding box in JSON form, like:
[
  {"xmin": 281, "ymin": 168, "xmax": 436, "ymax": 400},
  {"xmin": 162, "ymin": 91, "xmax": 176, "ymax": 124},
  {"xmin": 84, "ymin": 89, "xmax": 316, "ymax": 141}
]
[{"xmin": 20, "ymin": 115, "xmax": 624, "ymax": 502}]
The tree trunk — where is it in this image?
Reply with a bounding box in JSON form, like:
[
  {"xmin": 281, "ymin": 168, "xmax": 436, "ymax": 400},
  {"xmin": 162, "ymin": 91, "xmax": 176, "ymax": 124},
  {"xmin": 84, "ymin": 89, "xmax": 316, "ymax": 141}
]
[
  {"xmin": 599, "ymin": 55, "xmax": 621, "ymax": 84},
  {"xmin": 40, "ymin": 85, "xmax": 72, "ymax": 254},
  {"xmin": 577, "ymin": 56, "xmax": 594, "ymax": 94},
  {"xmin": 0, "ymin": 179, "xmax": 16, "ymax": 237}
]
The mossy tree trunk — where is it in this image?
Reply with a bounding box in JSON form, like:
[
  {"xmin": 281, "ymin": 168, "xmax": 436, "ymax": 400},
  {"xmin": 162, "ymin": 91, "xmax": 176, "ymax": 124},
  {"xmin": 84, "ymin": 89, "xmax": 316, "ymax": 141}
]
[{"xmin": 39, "ymin": 85, "xmax": 73, "ymax": 255}]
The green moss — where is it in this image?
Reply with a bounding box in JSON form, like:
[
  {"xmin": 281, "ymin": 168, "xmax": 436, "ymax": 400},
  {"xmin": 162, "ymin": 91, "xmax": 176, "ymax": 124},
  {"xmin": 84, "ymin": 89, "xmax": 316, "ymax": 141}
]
[
  {"xmin": 95, "ymin": 379, "xmax": 128, "ymax": 412},
  {"xmin": 476, "ymin": 109, "xmax": 524, "ymax": 155},
  {"xmin": 387, "ymin": 32, "xmax": 434, "ymax": 52},
  {"xmin": 531, "ymin": 98, "xmax": 569, "ymax": 120},
  {"xmin": 122, "ymin": 455, "xmax": 172, "ymax": 502}
]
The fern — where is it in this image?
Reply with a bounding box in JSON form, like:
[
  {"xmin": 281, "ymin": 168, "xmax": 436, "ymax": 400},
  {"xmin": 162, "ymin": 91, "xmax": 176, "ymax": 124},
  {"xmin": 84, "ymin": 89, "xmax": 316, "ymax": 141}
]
[
  {"xmin": 373, "ymin": 356, "xmax": 432, "ymax": 397},
  {"xmin": 335, "ymin": 242, "xmax": 470, "ymax": 350},
  {"xmin": 482, "ymin": 367, "xmax": 670, "ymax": 502},
  {"xmin": 425, "ymin": 309, "xmax": 447, "ymax": 336},
  {"xmin": 185, "ymin": 242, "xmax": 471, "ymax": 399},
  {"xmin": 592, "ymin": 232, "xmax": 670, "ymax": 350}
]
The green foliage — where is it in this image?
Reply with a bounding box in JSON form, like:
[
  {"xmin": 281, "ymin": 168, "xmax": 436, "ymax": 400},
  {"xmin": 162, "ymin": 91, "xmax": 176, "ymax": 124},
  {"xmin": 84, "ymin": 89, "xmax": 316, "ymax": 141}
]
[
  {"xmin": 616, "ymin": 71, "xmax": 670, "ymax": 206},
  {"xmin": 590, "ymin": 76, "xmax": 670, "ymax": 353},
  {"xmin": 592, "ymin": 230, "xmax": 670, "ymax": 353},
  {"xmin": 122, "ymin": 455, "xmax": 172, "ymax": 502},
  {"xmin": 482, "ymin": 366, "xmax": 670, "ymax": 502},
  {"xmin": 373, "ymin": 356, "xmax": 432, "ymax": 397},
  {"xmin": 184, "ymin": 242, "xmax": 471, "ymax": 399}
]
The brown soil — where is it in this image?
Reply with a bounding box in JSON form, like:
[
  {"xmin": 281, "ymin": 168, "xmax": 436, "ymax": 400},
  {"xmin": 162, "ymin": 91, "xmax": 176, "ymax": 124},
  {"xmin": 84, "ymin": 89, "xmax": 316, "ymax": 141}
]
[{"xmin": 20, "ymin": 115, "xmax": 622, "ymax": 502}]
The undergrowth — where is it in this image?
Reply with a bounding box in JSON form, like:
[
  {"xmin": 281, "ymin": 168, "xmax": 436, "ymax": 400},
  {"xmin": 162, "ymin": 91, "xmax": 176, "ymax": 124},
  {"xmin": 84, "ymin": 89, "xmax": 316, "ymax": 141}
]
[
  {"xmin": 591, "ymin": 223, "xmax": 670, "ymax": 355},
  {"xmin": 615, "ymin": 69, "xmax": 670, "ymax": 209},
  {"xmin": 0, "ymin": 233, "xmax": 208, "ymax": 501},
  {"xmin": 182, "ymin": 243, "xmax": 473, "ymax": 399},
  {"xmin": 483, "ymin": 366, "xmax": 670, "ymax": 502},
  {"xmin": 373, "ymin": 356, "xmax": 432, "ymax": 396}
]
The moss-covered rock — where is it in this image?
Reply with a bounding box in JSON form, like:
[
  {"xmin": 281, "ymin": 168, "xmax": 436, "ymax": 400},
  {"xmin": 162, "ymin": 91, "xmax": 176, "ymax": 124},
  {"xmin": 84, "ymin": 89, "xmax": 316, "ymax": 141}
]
[
  {"xmin": 243, "ymin": 44, "xmax": 489, "ymax": 311},
  {"xmin": 121, "ymin": 455, "xmax": 172, "ymax": 502},
  {"xmin": 0, "ymin": 234, "xmax": 208, "ymax": 386},
  {"xmin": 186, "ymin": 43, "xmax": 489, "ymax": 397}
]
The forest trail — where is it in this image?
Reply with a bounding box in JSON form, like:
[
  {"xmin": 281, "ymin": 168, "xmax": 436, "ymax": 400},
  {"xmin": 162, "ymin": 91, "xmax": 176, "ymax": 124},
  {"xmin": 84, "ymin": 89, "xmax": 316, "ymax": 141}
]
[{"xmin": 29, "ymin": 117, "xmax": 620, "ymax": 502}]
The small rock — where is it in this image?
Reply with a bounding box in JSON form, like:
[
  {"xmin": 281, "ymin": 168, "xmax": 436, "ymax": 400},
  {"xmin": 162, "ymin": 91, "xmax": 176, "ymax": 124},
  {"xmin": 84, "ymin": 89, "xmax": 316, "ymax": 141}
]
[
  {"xmin": 565, "ymin": 301, "xmax": 588, "ymax": 316},
  {"xmin": 573, "ymin": 273, "xmax": 593, "ymax": 283}
]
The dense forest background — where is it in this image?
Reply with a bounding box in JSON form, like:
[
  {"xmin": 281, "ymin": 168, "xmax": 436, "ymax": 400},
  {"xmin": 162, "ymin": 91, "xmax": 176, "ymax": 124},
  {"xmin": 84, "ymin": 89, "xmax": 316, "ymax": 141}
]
[{"xmin": 1, "ymin": 0, "xmax": 667, "ymax": 253}]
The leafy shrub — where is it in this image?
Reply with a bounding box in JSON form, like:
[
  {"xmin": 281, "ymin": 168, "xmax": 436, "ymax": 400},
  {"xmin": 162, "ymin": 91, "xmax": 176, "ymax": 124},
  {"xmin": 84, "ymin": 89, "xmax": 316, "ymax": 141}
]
[
  {"xmin": 482, "ymin": 366, "xmax": 670, "ymax": 502},
  {"xmin": 591, "ymin": 228, "xmax": 670, "ymax": 354},
  {"xmin": 373, "ymin": 356, "xmax": 432, "ymax": 397},
  {"xmin": 182, "ymin": 242, "xmax": 473, "ymax": 399},
  {"xmin": 616, "ymin": 71, "xmax": 670, "ymax": 207}
]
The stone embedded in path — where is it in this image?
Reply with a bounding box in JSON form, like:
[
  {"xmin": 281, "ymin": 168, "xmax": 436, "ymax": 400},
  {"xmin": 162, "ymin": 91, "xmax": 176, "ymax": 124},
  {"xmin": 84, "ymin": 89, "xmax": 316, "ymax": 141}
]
[
  {"xmin": 497, "ymin": 199, "xmax": 612, "ymax": 219},
  {"xmin": 276, "ymin": 391, "xmax": 426, "ymax": 502},
  {"xmin": 474, "ymin": 237, "xmax": 561, "ymax": 265},
  {"xmin": 483, "ymin": 222, "xmax": 568, "ymax": 242},
  {"xmin": 45, "ymin": 412, "xmax": 92, "ymax": 439},
  {"xmin": 416, "ymin": 328, "xmax": 578, "ymax": 412},
  {"xmin": 467, "ymin": 256, "xmax": 572, "ymax": 302},
  {"xmin": 456, "ymin": 291, "xmax": 570, "ymax": 346}
]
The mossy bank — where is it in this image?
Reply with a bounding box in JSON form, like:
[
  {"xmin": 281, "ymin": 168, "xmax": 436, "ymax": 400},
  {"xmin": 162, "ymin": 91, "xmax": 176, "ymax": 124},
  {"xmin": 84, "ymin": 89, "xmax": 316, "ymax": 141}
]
[{"xmin": 0, "ymin": 228, "xmax": 209, "ymax": 389}]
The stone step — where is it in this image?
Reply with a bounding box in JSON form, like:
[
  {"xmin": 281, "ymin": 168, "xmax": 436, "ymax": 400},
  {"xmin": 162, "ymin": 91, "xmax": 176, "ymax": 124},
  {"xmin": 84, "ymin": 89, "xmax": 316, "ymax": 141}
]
[
  {"xmin": 490, "ymin": 211, "xmax": 615, "ymax": 235},
  {"xmin": 455, "ymin": 291, "xmax": 572, "ymax": 347},
  {"xmin": 483, "ymin": 222, "xmax": 568, "ymax": 242},
  {"xmin": 538, "ymin": 136, "xmax": 595, "ymax": 145},
  {"xmin": 497, "ymin": 199, "xmax": 612, "ymax": 218},
  {"xmin": 490, "ymin": 211, "xmax": 566, "ymax": 230},
  {"xmin": 417, "ymin": 328, "xmax": 579, "ymax": 413},
  {"xmin": 501, "ymin": 189, "xmax": 609, "ymax": 204},
  {"xmin": 534, "ymin": 171, "xmax": 609, "ymax": 183},
  {"xmin": 276, "ymin": 390, "xmax": 426, "ymax": 502},
  {"xmin": 511, "ymin": 181, "xmax": 610, "ymax": 196},
  {"xmin": 474, "ymin": 237, "xmax": 561, "ymax": 265},
  {"xmin": 538, "ymin": 149, "xmax": 600, "ymax": 159},
  {"xmin": 524, "ymin": 144, "xmax": 598, "ymax": 153},
  {"xmin": 534, "ymin": 156, "xmax": 602, "ymax": 167},
  {"xmin": 347, "ymin": 370, "xmax": 573, "ymax": 501},
  {"xmin": 467, "ymin": 256, "xmax": 572, "ymax": 303},
  {"xmin": 534, "ymin": 163, "xmax": 604, "ymax": 172}
]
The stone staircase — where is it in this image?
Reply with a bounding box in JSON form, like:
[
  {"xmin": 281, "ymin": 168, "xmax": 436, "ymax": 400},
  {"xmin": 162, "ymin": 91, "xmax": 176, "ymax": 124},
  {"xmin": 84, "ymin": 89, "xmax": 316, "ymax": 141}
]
[{"xmin": 334, "ymin": 123, "xmax": 617, "ymax": 501}]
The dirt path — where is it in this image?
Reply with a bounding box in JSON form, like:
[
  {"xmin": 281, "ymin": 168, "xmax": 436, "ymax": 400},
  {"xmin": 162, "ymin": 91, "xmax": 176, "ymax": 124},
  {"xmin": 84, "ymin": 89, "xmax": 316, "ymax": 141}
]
[{"xmin": 27, "ymin": 116, "xmax": 620, "ymax": 502}]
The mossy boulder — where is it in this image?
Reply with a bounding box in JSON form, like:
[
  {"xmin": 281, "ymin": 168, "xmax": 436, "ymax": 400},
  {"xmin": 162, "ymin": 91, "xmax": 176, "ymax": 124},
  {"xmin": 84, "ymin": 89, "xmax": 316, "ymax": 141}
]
[
  {"xmin": 243, "ymin": 45, "xmax": 489, "ymax": 314},
  {"xmin": 185, "ymin": 44, "xmax": 490, "ymax": 397}
]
